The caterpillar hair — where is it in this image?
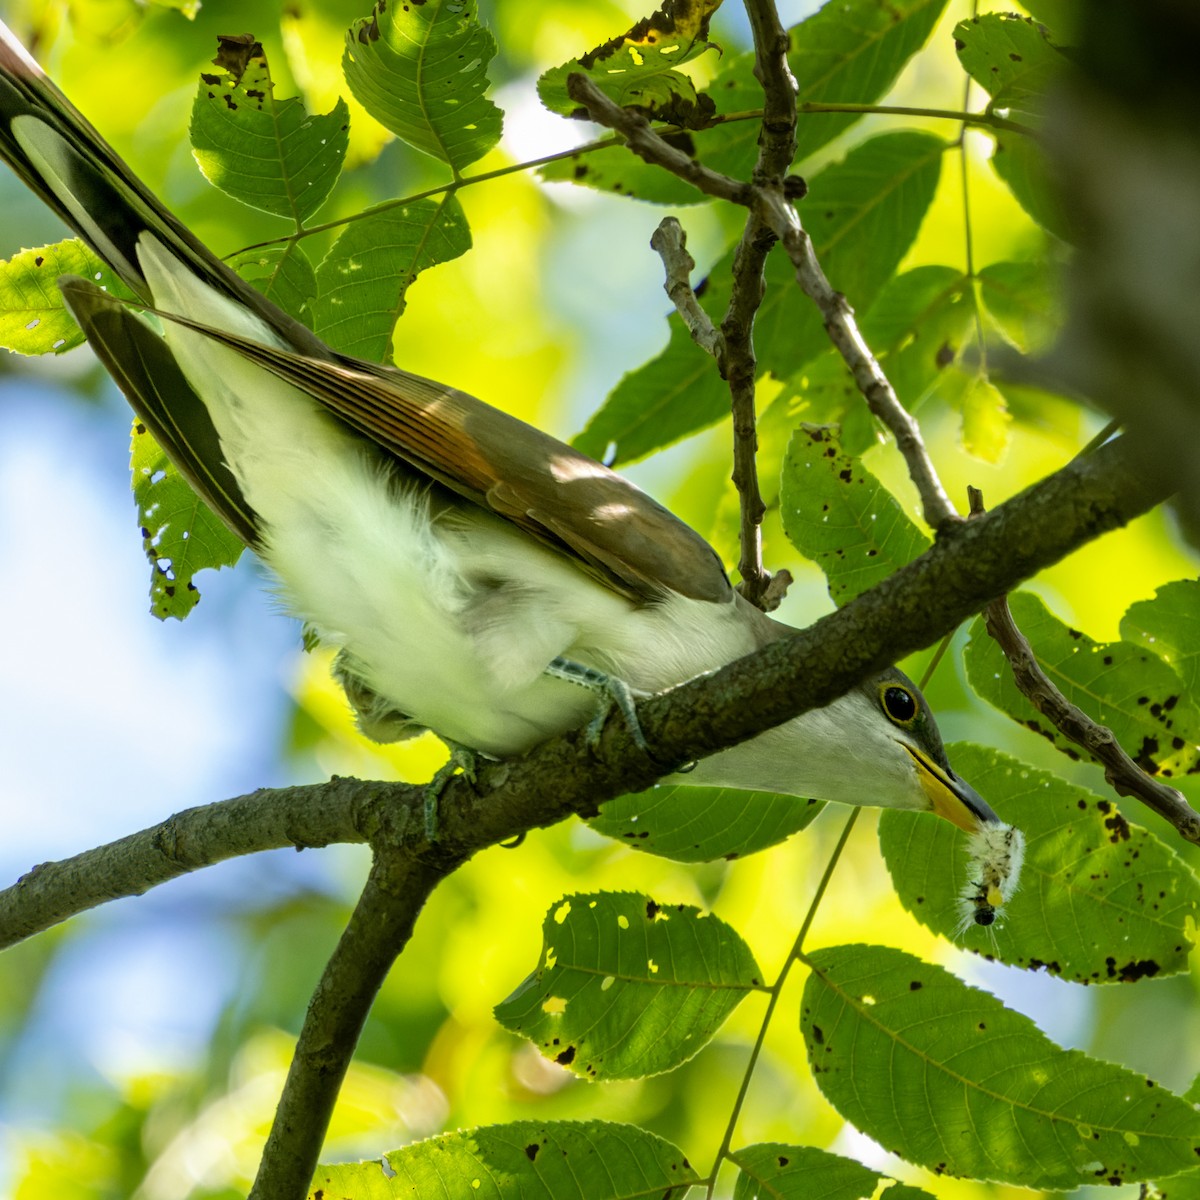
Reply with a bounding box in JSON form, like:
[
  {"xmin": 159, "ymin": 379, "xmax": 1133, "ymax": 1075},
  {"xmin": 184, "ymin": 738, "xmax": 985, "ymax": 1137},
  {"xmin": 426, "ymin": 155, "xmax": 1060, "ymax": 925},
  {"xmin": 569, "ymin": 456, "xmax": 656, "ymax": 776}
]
[{"xmin": 957, "ymin": 822, "xmax": 1025, "ymax": 935}]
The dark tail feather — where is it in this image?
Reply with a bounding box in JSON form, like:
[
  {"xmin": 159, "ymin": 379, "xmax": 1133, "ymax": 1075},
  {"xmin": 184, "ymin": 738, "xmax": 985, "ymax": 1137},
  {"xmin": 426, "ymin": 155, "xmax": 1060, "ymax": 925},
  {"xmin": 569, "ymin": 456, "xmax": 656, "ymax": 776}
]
[{"xmin": 0, "ymin": 19, "xmax": 329, "ymax": 357}]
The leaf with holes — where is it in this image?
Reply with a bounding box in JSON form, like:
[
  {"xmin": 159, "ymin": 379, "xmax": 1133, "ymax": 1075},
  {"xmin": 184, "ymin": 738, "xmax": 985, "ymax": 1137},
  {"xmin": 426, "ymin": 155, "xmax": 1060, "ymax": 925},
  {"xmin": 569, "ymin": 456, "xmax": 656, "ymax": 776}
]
[
  {"xmin": 538, "ymin": 1, "xmax": 721, "ymax": 128},
  {"xmin": 344, "ymin": 0, "xmax": 502, "ymax": 172},
  {"xmin": 312, "ymin": 1120, "xmax": 701, "ymax": 1199},
  {"xmin": 229, "ymin": 242, "xmax": 316, "ymax": 322},
  {"xmin": 190, "ymin": 39, "xmax": 349, "ymax": 225},
  {"xmin": 879, "ymin": 743, "xmax": 1200, "ymax": 980},
  {"xmin": 0, "ymin": 239, "xmax": 133, "ymax": 355},
  {"xmin": 130, "ymin": 421, "xmax": 243, "ymax": 620},
  {"xmin": 964, "ymin": 591, "xmax": 1200, "ymax": 779},
  {"xmin": 1122, "ymin": 580, "xmax": 1200, "ymax": 697},
  {"xmin": 589, "ymin": 785, "xmax": 822, "ymax": 863},
  {"xmin": 802, "ymin": 943, "xmax": 1200, "ymax": 1188},
  {"xmin": 495, "ymin": 892, "xmax": 761, "ymax": 1080},
  {"xmin": 730, "ymin": 1143, "xmax": 937, "ymax": 1200},
  {"xmin": 780, "ymin": 424, "xmax": 930, "ymax": 605},
  {"xmin": 310, "ymin": 195, "xmax": 470, "ymax": 362}
]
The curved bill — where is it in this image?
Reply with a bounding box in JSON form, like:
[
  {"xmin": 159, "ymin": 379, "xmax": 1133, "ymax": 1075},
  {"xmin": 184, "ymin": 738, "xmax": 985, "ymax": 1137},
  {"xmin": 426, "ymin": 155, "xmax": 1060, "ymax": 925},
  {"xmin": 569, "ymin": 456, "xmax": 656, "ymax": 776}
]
[{"xmin": 902, "ymin": 745, "xmax": 1000, "ymax": 832}]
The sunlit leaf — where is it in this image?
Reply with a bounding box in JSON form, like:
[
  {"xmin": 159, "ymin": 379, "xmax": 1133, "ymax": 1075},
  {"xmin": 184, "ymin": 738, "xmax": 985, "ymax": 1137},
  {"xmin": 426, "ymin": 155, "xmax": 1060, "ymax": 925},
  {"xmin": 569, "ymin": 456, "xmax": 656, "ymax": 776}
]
[
  {"xmin": 130, "ymin": 420, "xmax": 243, "ymax": 620},
  {"xmin": 344, "ymin": 0, "xmax": 502, "ymax": 172},
  {"xmin": 802, "ymin": 943, "xmax": 1200, "ymax": 1188},
  {"xmin": 229, "ymin": 242, "xmax": 316, "ymax": 322},
  {"xmin": 538, "ymin": 1, "xmax": 722, "ymax": 128},
  {"xmin": 955, "ymin": 13, "xmax": 1072, "ymax": 239},
  {"xmin": 310, "ymin": 195, "xmax": 470, "ymax": 361},
  {"xmin": 780, "ymin": 424, "xmax": 930, "ymax": 605},
  {"xmin": 1122, "ymin": 580, "xmax": 1200, "ymax": 696},
  {"xmin": 575, "ymin": 131, "xmax": 944, "ymax": 463},
  {"xmin": 730, "ymin": 1143, "xmax": 934, "ymax": 1200},
  {"xmin": 495, "ymin": 892, "xmax": 761, "ymax": 1079},
  {"xmin": 964, "ymin": 591, "xmax": 1200, "ymax": 779},
  {"xmin": 0, "ymin": 239, "xmax": 132, "ymax": 355},
  {"xmin": 977, "ymin": 259, "xmax": 1064, "ymax": 354},
  {"xmin": 312, "ymin": 1121, "xmax": 701, "ymax": 1198},
  {"xmin": 879, "ymin": 743, "xmax": 1200, "ymax": 979},
  {"xmin": 190, "ymin": 37, "xmax": 349, "ymax": 225},
  {"xmin": 588, "ymin": 784, "xmax": 823, "ymax": 862},
  {"xmin": 960, "ymin": 374, "xmax": 1011, "ymax": 462}
]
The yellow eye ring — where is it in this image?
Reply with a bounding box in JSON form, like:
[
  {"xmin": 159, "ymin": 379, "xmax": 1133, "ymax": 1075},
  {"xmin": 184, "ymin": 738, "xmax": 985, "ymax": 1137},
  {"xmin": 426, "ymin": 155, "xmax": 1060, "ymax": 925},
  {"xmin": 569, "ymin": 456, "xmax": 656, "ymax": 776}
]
[{"xmin": 880, "ymin": 683, "xmax": 917, "ymax": 725}]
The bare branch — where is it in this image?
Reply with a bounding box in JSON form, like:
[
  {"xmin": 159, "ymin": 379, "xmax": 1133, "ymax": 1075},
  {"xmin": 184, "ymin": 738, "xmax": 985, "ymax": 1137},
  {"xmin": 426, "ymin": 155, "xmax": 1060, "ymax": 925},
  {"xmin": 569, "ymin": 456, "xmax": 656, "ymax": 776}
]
[
  {"xmin": 565, "ymin": 74, "xmax": 752, "ymax": 205},
  {"xmin": 650, "ymin": 218, "xmax": 723, "ymax": 358},
  {"xmin": 969, "ymin": 488, "xmax": 1200, "ymax": 844},
  {"xmin": 755, "ymin": 188, "xmax": 961, "ymax": 531},
  {"xmin": 721, "ymin": 0, "xmax": 800, "ymax": 607}
]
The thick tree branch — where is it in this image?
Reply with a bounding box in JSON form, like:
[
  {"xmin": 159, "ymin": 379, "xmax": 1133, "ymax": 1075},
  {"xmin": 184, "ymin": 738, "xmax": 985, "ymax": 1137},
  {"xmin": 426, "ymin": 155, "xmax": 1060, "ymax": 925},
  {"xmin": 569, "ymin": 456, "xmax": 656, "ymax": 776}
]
[
  {"xmin": 249, "ymin": 846, "xmax": 447, "ymax": 1200},
  {"xmin": 0, "ymin": 434, "xmax": 1169, "ymax": 953},
  {"xmin": 0, "ymin": 434, "xmax": 1169, "ymax": 1200}
]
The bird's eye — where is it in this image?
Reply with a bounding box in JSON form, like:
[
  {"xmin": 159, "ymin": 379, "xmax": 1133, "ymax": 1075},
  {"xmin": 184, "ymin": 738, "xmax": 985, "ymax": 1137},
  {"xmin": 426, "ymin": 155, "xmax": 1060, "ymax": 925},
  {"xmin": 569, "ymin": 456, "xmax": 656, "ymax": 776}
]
[{"xmin": 881, "ymin": 685, "xmax": 917, "ymax": 724}]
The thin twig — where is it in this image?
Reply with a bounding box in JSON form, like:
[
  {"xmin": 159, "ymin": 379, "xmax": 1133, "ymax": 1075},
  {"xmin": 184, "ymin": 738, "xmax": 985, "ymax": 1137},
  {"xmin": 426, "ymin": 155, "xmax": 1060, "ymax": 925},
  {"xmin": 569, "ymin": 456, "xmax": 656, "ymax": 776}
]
[
  {"xmin": 706, "ymin": 809, "xmax": 859, "ymax": 1199},
  {"xmin": 649, "ymin": 218, "xmax": 723, "ymax": 358},
  {"xmin": 565, "ymin": 74, "xmax": 753, "ymax": 204},
  {"xmin": 968, "ymin": 487, "xmax": 1200, "ymax": 844},
  {"xmin": 757, "ymin": 188, "xmax": 961, "ymax": 531}
]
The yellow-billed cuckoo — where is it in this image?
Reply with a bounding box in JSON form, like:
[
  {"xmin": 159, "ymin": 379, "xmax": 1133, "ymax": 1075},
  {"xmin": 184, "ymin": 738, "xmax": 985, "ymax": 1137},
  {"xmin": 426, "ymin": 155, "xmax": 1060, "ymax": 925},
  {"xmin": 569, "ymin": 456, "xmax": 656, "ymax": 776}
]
[{"xmin": 0, "ymin": 23, "xmax": 1012, "ymax": 874}]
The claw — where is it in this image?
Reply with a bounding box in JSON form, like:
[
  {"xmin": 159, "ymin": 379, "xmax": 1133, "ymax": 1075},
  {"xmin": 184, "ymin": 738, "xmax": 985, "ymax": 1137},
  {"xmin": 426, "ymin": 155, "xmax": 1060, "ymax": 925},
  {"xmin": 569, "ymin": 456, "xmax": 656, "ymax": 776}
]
[
  {"xmin": 423, "ymin": 741, "xmax": 482, "ymax": 840},
  {"xmin": 545, "ymin": 656, "xmax": 650, "ymax": 753}
]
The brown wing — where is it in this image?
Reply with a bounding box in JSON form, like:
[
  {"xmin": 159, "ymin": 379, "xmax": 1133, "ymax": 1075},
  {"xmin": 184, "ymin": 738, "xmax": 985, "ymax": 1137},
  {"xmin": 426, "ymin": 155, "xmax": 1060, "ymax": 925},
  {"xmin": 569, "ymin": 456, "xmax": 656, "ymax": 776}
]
[{"xmin": 147, "ymin": 306, "xmax": 733, "ymax": 605}]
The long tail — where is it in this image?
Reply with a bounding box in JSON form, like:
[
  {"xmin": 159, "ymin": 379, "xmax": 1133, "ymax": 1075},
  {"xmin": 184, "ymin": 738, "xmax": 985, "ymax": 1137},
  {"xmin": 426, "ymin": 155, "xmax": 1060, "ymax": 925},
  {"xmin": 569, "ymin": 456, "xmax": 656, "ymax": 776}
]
[{"xmin": 0, "ymin": 19, "xmax": 325, "ymax": 355}]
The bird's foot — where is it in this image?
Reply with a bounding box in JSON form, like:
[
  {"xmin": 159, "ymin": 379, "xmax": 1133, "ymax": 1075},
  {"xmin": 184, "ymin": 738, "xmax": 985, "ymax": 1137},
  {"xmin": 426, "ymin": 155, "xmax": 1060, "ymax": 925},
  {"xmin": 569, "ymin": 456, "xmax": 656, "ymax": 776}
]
[
  {"xmin": 423, "ymin": 741, "xmax": 481, "ymax": 840},
  {"xmin": 544, "ymin": 656, "xmax": 651, "ymax": 754}
]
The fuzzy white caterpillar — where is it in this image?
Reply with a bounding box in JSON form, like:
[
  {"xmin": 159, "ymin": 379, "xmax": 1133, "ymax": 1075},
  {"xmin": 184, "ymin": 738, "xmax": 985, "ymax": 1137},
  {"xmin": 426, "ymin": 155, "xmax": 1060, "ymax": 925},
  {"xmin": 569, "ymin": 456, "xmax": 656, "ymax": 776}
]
[{"xmin": 957, "ymin": 822, "xmax": 1025, "ymax": 934}]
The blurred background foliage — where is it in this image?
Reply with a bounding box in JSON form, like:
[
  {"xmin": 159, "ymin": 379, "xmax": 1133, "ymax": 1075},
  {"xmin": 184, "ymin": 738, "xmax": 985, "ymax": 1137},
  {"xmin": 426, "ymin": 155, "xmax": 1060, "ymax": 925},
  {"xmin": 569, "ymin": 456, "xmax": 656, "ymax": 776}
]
[{"xmin": 0, "ymin": 0, "xmax": 1197, "ymax": 1196}]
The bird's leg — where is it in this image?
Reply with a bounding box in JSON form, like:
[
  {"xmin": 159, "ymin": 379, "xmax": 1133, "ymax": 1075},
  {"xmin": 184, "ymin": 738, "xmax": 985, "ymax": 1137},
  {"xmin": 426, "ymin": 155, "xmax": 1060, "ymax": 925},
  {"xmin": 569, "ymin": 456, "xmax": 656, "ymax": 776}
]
[
  {"xmin": 423, "ymin": 740, "xmax": 484, "ymax": 840},
  {"xmin": 544, "ymin": 656, "xmax": 650, "ymax": 753}
]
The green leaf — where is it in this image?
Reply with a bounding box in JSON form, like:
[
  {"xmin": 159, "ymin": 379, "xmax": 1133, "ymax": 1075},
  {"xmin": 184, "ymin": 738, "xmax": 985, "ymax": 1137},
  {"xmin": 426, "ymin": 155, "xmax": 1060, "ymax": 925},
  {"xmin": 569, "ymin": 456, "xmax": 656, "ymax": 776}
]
[
  {"xmin": 700, "ymin": 0, "xmax": 950, "ymax": 184},
  {"xmin": 130, "ymin": 420, "xmax": 243, "ymax": 620},
  {"xmin": 802, "ymin": 943, "xmax": 1200, "ymax": 1188},
  {"xmin": 495, "ymin": 892, "xmax": 761, "ymax": 1080},
  {"xmin": 538, "ymin": 1, "xmax": 721, "ymax": 128},
  {"xmin": 954, "ymin": 13, "xmax": 1072, "ymax": 239},
  {"xmin": 310, "ymin": 195, "xmax": 470, "ymax": 361},
  {"xmin": 960, "ymin": 374, "xmax": 1011, "ymax": 462},
  {"xmin": 229, "ymin": 242, "xmax": 316, "ymax": 322},
  {"xmin": 539, "ymin": 137, "xmax": 709, "ymax": 205},
  {"xmin": 977, "ymin": 259, "xmax": 1064, "ymax": 354},
  {"xmin": 0, "ymin": 239, "xmax": 132, "ymax": 355},
  {"xmin": 312, "ymin": 1121, "xmax": 701, "ymax": 1198},
  {"xmin": 1122, "ymin": 580, "xmax": 1200, "ymax": 696},
  {"xmin": 730, "ymin": 1144, "xmax": 889, "ymax": 1200},
  {"xmin": 990, "ymin": 132, "xmax": 1072, "ymax": 241},
  {"xmin": 574, "ymin": 131, "xmax": 944, "ymax": 464},
  {"xmin": 955, "ymin": 12, "xmax": 1064, "ymax": 105},
  {"xmin": 344, "ymin": 0, "xmax": 502, "ymax": 172},
  {"xmin": 780, "ymin": 424, "xmax": 930, "ymax": 606},
  {"xmin": 588, "ymin": 785, "xmax": 823, "ymax": 863},
  {"xmin": 879, "ymin": 743, "xmax": 1200, "ymax": 980},
  {"xmin": 190, "ymin": 39, "xmax": 349, "ymax": 225},
  {"xmin": 964, "ymin": 591, "xmax": 1200, "ymax": 779}
]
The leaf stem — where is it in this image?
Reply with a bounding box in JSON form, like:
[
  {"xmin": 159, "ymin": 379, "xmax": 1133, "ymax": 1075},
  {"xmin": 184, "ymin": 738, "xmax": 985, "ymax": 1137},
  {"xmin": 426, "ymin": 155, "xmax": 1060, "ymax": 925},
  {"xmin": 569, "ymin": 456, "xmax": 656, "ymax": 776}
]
[{"xmin": 705, "ymin": 808, "xmax": 860, "ymax": 1198}]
